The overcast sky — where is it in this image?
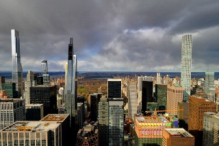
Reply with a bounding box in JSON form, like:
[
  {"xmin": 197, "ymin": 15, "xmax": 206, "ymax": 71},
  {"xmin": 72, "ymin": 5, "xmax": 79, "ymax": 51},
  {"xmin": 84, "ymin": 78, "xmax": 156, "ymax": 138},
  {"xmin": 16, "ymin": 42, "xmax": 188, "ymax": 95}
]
[{"xmin": 0, "ymin": 0, "xmax": 219, "ymax": 72}]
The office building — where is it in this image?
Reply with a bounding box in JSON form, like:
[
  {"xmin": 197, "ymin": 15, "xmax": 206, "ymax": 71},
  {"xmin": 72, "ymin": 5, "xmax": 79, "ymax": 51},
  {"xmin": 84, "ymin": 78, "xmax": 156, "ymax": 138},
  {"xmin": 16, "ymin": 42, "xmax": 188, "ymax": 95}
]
[
  {"xmin": 0, "ymin": 76, "xmax": 5, "ymax": 90},
  {"xmin": 163, "ymin": 128, "xmax": 195, "ymax": 146},
  {"xmin": 167, "ymin": 84, "xmax": 183, "ymax": 115},
  {"xmin": 41, "ymin": 114, "xmax": 70, "ymax": 146},
  {"xmin": 30, "ymin": 85, "xmax": 57, "ymax": 116},
  {"xmin": 178, "ymin": 102, "xmax": 189, "ymax": 130},
  {"xmin": 41, "ymin": 60, "xmax": 50, "ymax": 85},
  {"xmin": 107, "ymin": 79, "xmax": 122, "ymax": 98},
  {"xmin": 181, "ymin": 34, "xmax": 192, "ymax": 101},
  {"xmin": 142, "ymin": 81, "xmax": 154, "ymax": 114},
  {"xmin": 156, "ymin": 72, "xmax": 161, "ymax": 84},
  {"xmin": 203, "ymin": 112, "xmax": 219, "ymax": 146},
  {"xmin": 0, "ymin": 98, "xmax": 25, "ymax": 130},
  {"xmin": 11, "ymin": 29, "xmax": 24, "ymax": 98},
  {"xmin": 25, "ymin": 104, "xmax": 44, "ymax": 121},
  {"xmin": 108, "ymin": 98, "xmax": 124, "ymax": 146},
  {"xmin": 98, "ymin": 96, "xmax": 109, "ymax": 146},
  {"xmin": 1, "ymin": 83, "xmax": 16, "ymax": 98},
  {"xmin": 76, "ymin": 124, "xmax": 98, "ymax": 146},
  {"xmin": 23, "ymin": 70, "xmax": 34, "ymax": 104},
  {"xmin": 128, "ymin": 82, "xmax": 138, "ymax": 120},
  {"xmin": 0, "ymin": 121, "xmax": 62, "ymax": 146},
  {"xmin": 204, "ymin": 72, "xmax": 215, "ymax": 102},
  {"xmin": 155, "ymin": 84, "xmax": 167, "ymax": 109},
  {"xmin": 135, "ymin": 115, "xmax": 171, "ymax": 146},
  {"xmin": 65, "ymin": 38, "xmax": 77, "ymax": 127},
  {"xmin": 188, "ymin": 95, "xmax": 216, "ymax": 146},
  {"xmin": 90, "ymin": 94, "xmax": 98, "ymax": 121},
  {"xmin": 77, "ymin": 103, "xmax": 84, "ymax": 128}
]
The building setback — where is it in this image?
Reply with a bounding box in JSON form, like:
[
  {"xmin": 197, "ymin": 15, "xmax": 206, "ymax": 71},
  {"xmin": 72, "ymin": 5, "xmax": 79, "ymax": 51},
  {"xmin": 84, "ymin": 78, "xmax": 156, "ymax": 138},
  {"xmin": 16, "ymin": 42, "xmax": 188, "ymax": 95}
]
[
  {"xmin": 108, "ymin": 98, "xmax": 124, "ymax": 146},
  {"xmin": 0, "ymin": 98, "xmax": 25, "ymax": 130},
  {"xmin": 188, "ymin": 95, "xmax": 216, "ymax": 146},
  {"xmin": 98, "ymin": 96, "xmax": 109, "ymax": 146},
  {"xmin": 30, "ymin": 85, "xmax": 57, "ymax": 116},
  {"xmin": 163, "ymin": 128, "xmax": 194, "ymax": 146},
  {"xmin": 181, "ymin": 34, "xmax": 192, "ymax": 101},
  {"xmin": 167, "ymin": 84, "xmax": 183, "ymax": 115}
]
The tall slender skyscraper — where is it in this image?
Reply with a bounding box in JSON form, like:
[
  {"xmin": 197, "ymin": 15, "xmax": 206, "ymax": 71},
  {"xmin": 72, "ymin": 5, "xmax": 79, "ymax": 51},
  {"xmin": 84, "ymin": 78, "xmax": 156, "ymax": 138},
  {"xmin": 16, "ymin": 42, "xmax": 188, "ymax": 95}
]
[
  {"xmin": 41, "ymin": 60, "xmax": 48, "ymax": 74},
  {"xmin": 181, "ymin": 34, "xmax": 192, "ymax": 101},
  {"xmin": 11, "ymin": 29, "xmax": 23, "ymax": 98},
  {"xmin": 65, "ymin": 38, "xmax": 77, "ymax": 127},
  {"xmin": 204, "ymin": 72, "xmax": 215, "ymax": 102}
]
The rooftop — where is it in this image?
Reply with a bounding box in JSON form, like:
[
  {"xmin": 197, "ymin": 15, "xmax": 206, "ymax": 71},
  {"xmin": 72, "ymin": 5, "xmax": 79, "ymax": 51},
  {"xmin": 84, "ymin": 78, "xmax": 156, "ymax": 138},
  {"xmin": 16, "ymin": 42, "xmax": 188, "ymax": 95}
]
[
  {"xmin": 26, "ymin": 104, "xmax": 43, "ymax": 107},
  {"xmin": 1, "ymin": 121, "xmax": 60, "ymax": 132},
  {"xmin": 40, "ymin": 114, "xmax": 69, "ymax": 122},
  {"xmin": 165, "ymin": 128, "xmax": 193, "ymax": 138},
  {"xmin": 0, "ymin": 98, "xmax": 24, "ymax": 103},
  {"xmin": 136, "ymin": 115, "xmax": 169, "ymax": 123},
  {"xmin": 173, "ymin": 84, "xmax": 181, "ymax": 87}
]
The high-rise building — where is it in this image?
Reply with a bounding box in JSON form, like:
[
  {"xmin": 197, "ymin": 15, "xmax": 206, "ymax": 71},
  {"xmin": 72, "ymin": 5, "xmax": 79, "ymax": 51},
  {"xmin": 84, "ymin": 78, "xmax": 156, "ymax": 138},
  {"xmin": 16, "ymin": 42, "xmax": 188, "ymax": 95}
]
[
  {"xmin": 90, "ymin": 94, "xmax": 98, "ymax": 121},
  {"xmin": 1, "ymin": 83, "xmax": 16, "ymax": 98},
  {"xmin": 163, "ymin": 128, "xmax": 195, "ymax": 146},
  {"xmin": 11, "ymin": 29, "xmax": 24, "ymax": 98},
  {"xmin": 167, "ymin": 84, "xmax": 183, "ymax": 115},
  {"xmin": 155, "ymin": 84, "xmax": 167, "ymax": 110},
  {"xmin": 41, "ymin": 60, "xmax": 50, "ymax": 85},
  {"xmin": 135, "ymin": 115, "xmax": 171, "ymax": 146},
  {"xmin": 65, "ymin": 38, "xmax": 77, "ymax": 127},
  {"xmin": 188, "ymin": 95, "xmax": 216, "ymax": 146},
  {"xmin": 204, "ymin": 72, "xmax": 215, "ymax": 102},
  {"xmin": 142, "ymin": 81, "xmax": 154, "ymax": 114},
  {"xmin": 0, "ymin": 76, "xmax": 5, "ymax": 90},
  {"xmin": 30, "ymin": 85, "xmax": 57, "ymax": 116},
  {"xmin": 41, "ymin": 114, "xmax": 70, "ymax": 146},
  {"xmin": 128, "ymin": 82, "xmax": 138, "ymax": 120},
  {"xmin": 77, "ymin": 102, "xmax": 84, "ymax": 128},
  {"xmin": 25, "ymin": 104, "xmax": 44, "ymax": 121},
  {"xmin": 24, "ymin": 70, "xmax": 34, "ymax": 104},
  {"xmin": 202, "ymin": 112, "xmax": 219, "ymax": 146},
  {"xmin": 156, "ymin": 72, "xmax": 161, "ymax": 84},
  {"xmin": 178, "ymin": 101, "xmax": 189, "ymax": 130},
  {"xmin": 107, "ymin": 79, "xmax": 122, "ymax": 98},
  {"xmin": 108, "ymin": 98, "xmax": 124, "ymax": 146},
  {"xmin": 0, "ymin": 98, "xmax": 25, "ymax": 130},
  {"xmin": 0, "ymin": 121, "xmax": 62, "ymax": 146},
  {"xmin": 181, "ymin": 34, "xmax": 192, "ymax": 101},
  {"xmin": 98, "ymin": 96, "xmax": 109, "ymax": 146}
]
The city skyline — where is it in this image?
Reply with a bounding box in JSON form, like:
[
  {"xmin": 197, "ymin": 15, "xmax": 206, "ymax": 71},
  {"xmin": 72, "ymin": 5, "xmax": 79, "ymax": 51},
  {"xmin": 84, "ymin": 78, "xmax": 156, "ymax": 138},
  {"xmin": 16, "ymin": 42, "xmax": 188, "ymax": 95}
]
[{"xmin": 0, "ymin": 1, "xmax": 219, "ymax": 72}]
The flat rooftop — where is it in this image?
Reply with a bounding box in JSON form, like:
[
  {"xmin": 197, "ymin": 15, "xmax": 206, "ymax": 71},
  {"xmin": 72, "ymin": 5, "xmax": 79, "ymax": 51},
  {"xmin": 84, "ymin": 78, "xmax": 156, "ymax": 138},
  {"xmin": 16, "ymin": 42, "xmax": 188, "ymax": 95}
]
[
  {"xmin": 41, "ymin": 114, "xmax": 69, "ymax": 122},
  {"xmin": 2, "ymin": 121, "xmax": 60, "ymax": 132},
  {"xmin": 26, "ymin": 104, "xmax": 43, "ymax": 107},
  {"xmin": 165, "ymin": 128, "xmax": 193, "ymax": 137},
  {"xmin": 0, "ymin": 98, "xmax": 24, "ymax": 103},
  {"xmin": 136, "ymin": 115, "xmax": 169, "ymax": 123}
]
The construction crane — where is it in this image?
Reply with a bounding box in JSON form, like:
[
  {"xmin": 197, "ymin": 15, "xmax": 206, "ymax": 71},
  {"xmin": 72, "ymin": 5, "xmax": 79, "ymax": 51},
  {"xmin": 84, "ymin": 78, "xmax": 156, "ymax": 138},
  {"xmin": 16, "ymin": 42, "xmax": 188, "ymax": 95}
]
[{"xmin": 145, "ymin": 108, "xmax": 183, "ymax": 118}]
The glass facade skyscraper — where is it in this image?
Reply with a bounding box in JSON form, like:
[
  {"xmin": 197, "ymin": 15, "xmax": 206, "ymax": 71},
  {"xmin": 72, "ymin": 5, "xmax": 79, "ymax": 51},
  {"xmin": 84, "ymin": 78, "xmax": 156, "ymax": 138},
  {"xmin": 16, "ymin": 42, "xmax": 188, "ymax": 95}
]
[
  {"xmin": 107, "ymin": 79, "xmax": 122, "ymax": 98},
  {"xmin": 181, "ymin": 34, "xmax": 192, "ymax": 101},
  {"xmin": 204, "ymin": 72, "xmax": 215, "ymax": 102},
  {"xmin": 11, "ymin": 29, "xmax": 23, "ymax": 98}
]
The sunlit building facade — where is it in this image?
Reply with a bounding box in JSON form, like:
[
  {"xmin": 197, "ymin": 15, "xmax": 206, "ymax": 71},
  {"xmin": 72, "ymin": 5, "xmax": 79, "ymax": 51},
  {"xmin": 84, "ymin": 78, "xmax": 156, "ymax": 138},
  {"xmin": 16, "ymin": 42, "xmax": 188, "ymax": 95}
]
[{"xmin": 204, "ymin": 72, "xmax": 215, "ymax": 102}]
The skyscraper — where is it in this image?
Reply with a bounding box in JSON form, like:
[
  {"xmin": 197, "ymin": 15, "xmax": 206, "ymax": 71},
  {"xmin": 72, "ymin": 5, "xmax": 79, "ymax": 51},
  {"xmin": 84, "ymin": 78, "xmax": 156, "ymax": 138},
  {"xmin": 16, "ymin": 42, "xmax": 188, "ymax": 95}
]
[
  {"xmin": 181, "ymin": 34, "xmax": 192, "ymax": 101},
  {"xmin": 65, "ymin": 38, "xmax": 77, "ymax": 127},
  {"xmin": 107, "ymin": 79, "xmax": 122, "ymax": 98},
  {"xmin": 24, "ymin": 70, "xmax": 34, "ymax": 104},
  {"xmin": 204, "ymin": 72, "xmax": 215, "ymax": 102},
  {"xmin": 128, "ymin": 82, "xmax": 138, "ymax": 120},
  {"xmin": 142, "ymin": 81, "xmax": 154, "ymax": 114},
  {"xmin": 41, "ymin": 60, "xmax": 50, "ymax": 85},
  {"xmin": 11, "ymin": 29, "xmax": 23, "ymax": 98}
]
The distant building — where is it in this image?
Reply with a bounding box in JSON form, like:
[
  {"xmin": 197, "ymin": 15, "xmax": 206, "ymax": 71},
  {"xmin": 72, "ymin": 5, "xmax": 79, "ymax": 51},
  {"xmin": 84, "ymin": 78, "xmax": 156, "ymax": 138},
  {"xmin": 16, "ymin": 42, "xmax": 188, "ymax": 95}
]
[
  {"xmin": 76, "ymin": 124, "xmax": 98, "ymax": 146},
  {"xmin": 108, "ymin": 98, "xmax": 124, "ymax": 146},
  {"xmin": 135, "ymin": 115, "xmax": 171, "ymax": 146},
  {"xmin": 30, "ymin": 85, "xmax": 57, "ymax": 116},
  {"xmin": 98, "ymin": 96, "xmax": 109, "ymax": 146},
  {"xmin": 167, "ymin": 84, "xmax": 183, "ymax": 115},
  {"xmin": 41, "ymin": 60, "xmax": 50, "ymax": 85},
  {"xmin": 1, "ymin": 83, "xmax": 16, "ymax": 98},
  {"xmin": 11, "ymin": 29, "xmax": 24, "ymax": 98},
  {"xmin": 188, "ymin": 95, "xmax": 216, "ymax": 146},
  {"xmin": 181, "ymin": 34, "xmax": 192, "ymax": 101},
  {"xmin": 24, "ymin": 70, "xmax": 34, "ymax": 104},
  {"xmin": 41, "ymin": 114, "xmax": 70, "ymax": 146},
  {"xmin": 25, "ymin": 104, "xmax": 44, "ymax": 121},
  {"xmin": 163, "ymin": 128, "xmax": 195, "ymax": 146},
  {"xmin": 90, "ymin": 94, "xmax": 98, "ymax": 121},
  {"xmin": 0, "ymin": 121, "xmax": 62, "ymax": 146},
  {"xmin": 204, "ymin": 72, "xmax": 215, "ymax": 102},
  {"xmin": 156, "ymin": 72, "xmax": 161, "ymax": 84},
  {"xmin": 0, "ymin": 76, "xmax": 5, "ymax": 90},
  {"xmin": 107, "ymin": 79, "xmax": 122, "ymax": 98},
  {"xmin": 0, "ymin": 98, "xmax": 25, "ymax": 130},
  {"xmin": 155, "ymin": 84, "xmax": 167, "ymax": 110},
  {"xmin": 203, "ymin": 112, "xmax": 219, "ymax": 146},
  {"xmin": 77, "ymin": 102, "xmax": 85, "ymax": 128},
  {"xmin": 128, "ymin": 82, "xmax": 138, "ymax": 120}
]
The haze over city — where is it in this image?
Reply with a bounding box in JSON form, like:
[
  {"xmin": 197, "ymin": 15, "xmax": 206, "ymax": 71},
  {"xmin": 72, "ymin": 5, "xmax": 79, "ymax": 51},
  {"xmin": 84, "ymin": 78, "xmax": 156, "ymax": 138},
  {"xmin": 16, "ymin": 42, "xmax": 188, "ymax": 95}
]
[{"xmin": 0, "ymin": 0, "xmax": 219, "ymax": 72}]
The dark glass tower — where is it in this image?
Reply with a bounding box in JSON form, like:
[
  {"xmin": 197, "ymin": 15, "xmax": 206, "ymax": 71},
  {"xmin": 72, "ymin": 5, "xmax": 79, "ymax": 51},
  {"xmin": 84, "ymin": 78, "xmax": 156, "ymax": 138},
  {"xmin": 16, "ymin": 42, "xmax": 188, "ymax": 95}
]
[
  {"xmin": 142, "ymin": 81, "xmax": 153, "ymax": 114},
  {"xmin": 107, "ymin": 79, "xmax": 122, "ymax": 98}
]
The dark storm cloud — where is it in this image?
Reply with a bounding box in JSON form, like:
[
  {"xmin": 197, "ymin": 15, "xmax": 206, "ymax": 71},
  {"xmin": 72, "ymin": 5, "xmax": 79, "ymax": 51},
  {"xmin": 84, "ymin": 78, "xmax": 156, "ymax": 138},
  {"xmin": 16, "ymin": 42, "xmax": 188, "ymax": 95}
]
[{"xmin": 0, "ymin": 0, "xmax": 219, "ymax": 71}]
